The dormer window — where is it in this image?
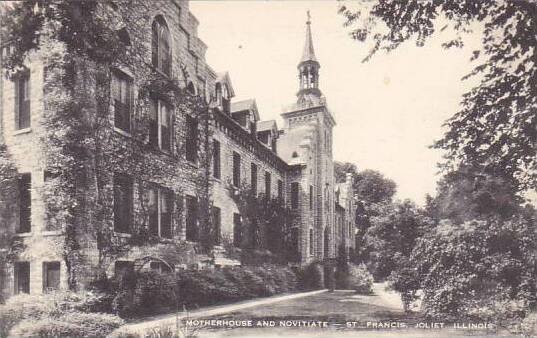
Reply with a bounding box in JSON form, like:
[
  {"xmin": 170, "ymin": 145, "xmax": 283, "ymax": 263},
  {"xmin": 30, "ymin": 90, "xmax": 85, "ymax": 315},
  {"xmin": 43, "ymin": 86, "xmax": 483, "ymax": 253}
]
[
  {"xmin": 151, "ymin": 16, "xmax": 171, "ymax": 76},
  {"xmin": 215, "ymin": 83, "xmax": 230, "ymax": 114}
]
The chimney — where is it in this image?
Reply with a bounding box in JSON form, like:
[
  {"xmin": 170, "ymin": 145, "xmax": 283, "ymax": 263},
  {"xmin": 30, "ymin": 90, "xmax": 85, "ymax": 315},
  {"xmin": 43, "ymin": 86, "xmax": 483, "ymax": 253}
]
[{"xmin": 346, "ymin": 172, "xmax": 353, "ymax": 185}]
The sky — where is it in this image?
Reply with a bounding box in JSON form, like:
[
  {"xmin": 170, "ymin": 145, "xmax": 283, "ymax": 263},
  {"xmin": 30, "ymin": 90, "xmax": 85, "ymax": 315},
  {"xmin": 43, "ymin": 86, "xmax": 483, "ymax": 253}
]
[{"xmin": 189, "ymin": 1, "xmax": 483, "ymax": 205}]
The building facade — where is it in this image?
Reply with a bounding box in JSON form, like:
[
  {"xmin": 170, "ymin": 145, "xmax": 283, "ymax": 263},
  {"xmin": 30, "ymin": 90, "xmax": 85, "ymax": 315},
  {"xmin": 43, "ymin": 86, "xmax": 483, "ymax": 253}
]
[{"xmin": 0, "ymin": 0, "xmax": 355, "ymax": 298}]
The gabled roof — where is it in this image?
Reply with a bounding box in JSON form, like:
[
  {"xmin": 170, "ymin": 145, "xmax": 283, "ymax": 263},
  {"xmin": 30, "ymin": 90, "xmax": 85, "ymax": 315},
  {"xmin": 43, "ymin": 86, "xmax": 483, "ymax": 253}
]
[
  {"xmin": 230, "ymin": 99, "xmax": 260, "ymax": 121},
  {"xmin": 215, "ymin": 71, "xmax": 235, "ymax": 98},
  {"xmin": 256, "ymin": 120, "xmax": 278, "ymax": 133}
]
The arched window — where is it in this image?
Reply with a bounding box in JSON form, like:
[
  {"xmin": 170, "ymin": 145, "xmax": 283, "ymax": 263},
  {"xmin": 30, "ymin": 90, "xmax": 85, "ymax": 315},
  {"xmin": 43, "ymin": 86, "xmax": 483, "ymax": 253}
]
[
  {"xmin": 215, "ymin": 83, "xmax": 222, "ymax": 104},
  {"xmin": 151, "ymin": 16, "xmax": 171, "ymax": 76},
  {"xmin": 187, "ymin": 81, "xmax": 196, "ymax": 95}
]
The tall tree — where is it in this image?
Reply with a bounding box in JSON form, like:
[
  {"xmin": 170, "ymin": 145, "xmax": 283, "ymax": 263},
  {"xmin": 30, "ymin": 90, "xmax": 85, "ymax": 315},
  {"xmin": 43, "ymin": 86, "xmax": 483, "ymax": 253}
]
[
  {"xmin": 339, "ymin": 1, "xmax": 537, "ymax": 192},
  {"xmin": 430, "ymin": 165, "xmax": 522, "ymax": 223},
  {"xmin": 355, "ymin": 169, "xmax": 397, "ymax": 205}
]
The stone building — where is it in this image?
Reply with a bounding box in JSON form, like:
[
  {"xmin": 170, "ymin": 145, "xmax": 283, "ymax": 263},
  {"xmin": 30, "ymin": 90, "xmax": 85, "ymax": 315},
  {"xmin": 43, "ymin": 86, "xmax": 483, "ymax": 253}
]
[{"xmin": 0, "ymin": 0, "xmax": 356, "ymax": 298}]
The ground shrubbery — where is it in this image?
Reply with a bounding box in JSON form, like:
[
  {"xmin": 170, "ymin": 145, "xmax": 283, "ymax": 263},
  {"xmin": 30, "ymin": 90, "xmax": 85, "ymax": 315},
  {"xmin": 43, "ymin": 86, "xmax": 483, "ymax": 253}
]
[
  {"xmin": 0, "ymin": 291, "xmax": 124, "ymax": 338},
  {"xmin": 387, "ymin": 216, "xmax": 537, "ymax": 323},
  {"xmin": 522, "ymin": 313, "xmax": 537, "ymax": 338},
  {"xmin": 298, "ymin": 262, "xmax": 324, "ymax": 291},
  {"xmin": 104, "ymin": 264, "xmax": 301, "ymax": 318},
  {"xmin": 346, "ymin": 264, "xmax": 373, "ymax": 294}
]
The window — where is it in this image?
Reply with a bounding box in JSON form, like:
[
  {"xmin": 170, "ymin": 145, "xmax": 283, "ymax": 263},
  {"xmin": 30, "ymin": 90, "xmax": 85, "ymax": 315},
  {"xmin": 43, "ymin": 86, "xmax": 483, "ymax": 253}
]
[
  {"xmin": 185, "ymin": 196, "xmax": 198, "ymax": 242},
  {"xmin": 150, "ymin": 261, "xmax": 172, "ymax": 273},
  {"xmin": 213, "ymin": 140, "xmax": 221, "ymax": 179},
  {"xmin": 233, "ymin": 213, "xmax": 242, "ymax": 247},
  {"xmin": 112, "ymin": 71, "xmax": 133, "ymax": 132},
  {"xmin": 216, "ymin": 83, "xmax": 230, "ymax": 114},
  {"xmin": 150, "ymin": 97, "xmax": 173, "ymax": 152},
  {"xmin": 309, "ymin": 229, "xmax": 314, "ymax": 256},
  {"xmin": 43, "ymin": 261, "xmax": 60, "ymax": 292},
  {"xmin": 18, "ymin": 174, "xmax": 31, "ymax": 233},
  {"xmin": 309, "ymin": 185, "xmax": 313, "ymax": 210},
  {"xmin": 147, "ymin": 185, "xmax": 173, "ymax": 239},
  {"xmin": 250, "ymin": 163, "xmax": 257, "ymax": 195},
  {"xmin": 114, "ymin": 173, "xmax": 133, "ymax": 233},
  {"xmin": 14, "ymin": 261, "xmax": 30, "ymax": 294},
  {"xmin": 232, "ymin": 152, "xmax": 241, "ymax": 187},
  {"xmin": 291, "ymin": 182, "xmax": 299, "ymax": 209},
  {"xmin": 265, "ymin": 172, "xmax": 271, "ymax": 197},
  {"xmin": 151, "ymin": 17, "xmax": 171, "ymax": 76},
  {"xmin": 277, "ymin": 179, "xmax": 283, "ymax": 200},
  {"xmin": 186, "ymin": 115, "xmax": 198, "ymax": 162},
  {"xmin": 212, "ymin": 206, "xmax": 221, "ymax": 245},
  {"xmin": 14, "ymin": 70, "xmax": 30, "ymax": 130},
  {"xmin": 114, "ymin": 261, "xmax": 134, "ymax": 278}
]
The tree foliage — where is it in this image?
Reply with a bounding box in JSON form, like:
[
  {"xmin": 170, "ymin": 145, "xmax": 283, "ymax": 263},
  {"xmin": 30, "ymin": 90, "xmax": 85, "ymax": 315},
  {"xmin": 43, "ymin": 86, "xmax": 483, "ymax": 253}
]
[
  {"xmin": 412, "ymin": 215, "xmax": 537, "ymax": 321},
  {"xmin": 339, "ymin": 1, "xmax": 537, "ymax": 191},
  {"xmin": 428, "ymin": 165, "xmax": 522, "ymax": 223},
  {"xmin": 363, "ymin": 199, "xmax": 431, "ymax": 280}
]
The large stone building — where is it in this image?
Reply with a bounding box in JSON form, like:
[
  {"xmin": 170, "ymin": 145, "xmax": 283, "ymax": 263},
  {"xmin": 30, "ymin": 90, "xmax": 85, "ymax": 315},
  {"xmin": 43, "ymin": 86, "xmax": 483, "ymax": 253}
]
[{"xmin": 0, "ymin": 0, "xmax": 355, "ymax": 297}]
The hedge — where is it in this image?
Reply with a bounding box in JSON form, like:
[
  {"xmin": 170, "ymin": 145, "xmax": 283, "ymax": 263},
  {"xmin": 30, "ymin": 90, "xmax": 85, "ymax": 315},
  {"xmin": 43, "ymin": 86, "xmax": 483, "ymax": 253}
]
[
  {"xmin": 0, "ymin": 291, "xmax": 124, "ymax": 338},
  {"xmin": 110, "ymin": 264, "xmax": 301, "ymax": 318}
]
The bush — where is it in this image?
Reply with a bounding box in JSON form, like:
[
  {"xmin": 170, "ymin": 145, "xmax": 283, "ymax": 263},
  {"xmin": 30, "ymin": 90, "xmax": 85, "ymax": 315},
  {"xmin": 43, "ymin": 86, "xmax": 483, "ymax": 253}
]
[
  {"xmin": 298, "ymin": 262, "xmax": 324, "ymax": 290},
  {"xmin": 347, "ymin": 264, "xmax": 373, "ymax": 294},
  {"xmin": 388, "ymin": 259, "xmax": 420, "ymax": 311},
  {"xmin": 412, "ymin": 218, "xmax": 537, "ymax": 321},
  {"xmin": 106, "ymin": 264, "xmax": 300, "ymax": 318},
  {"xmin": 10, "ymin": 312, "xmax": 124, "ymax": 338},
  {"xmin": 0, "ymin": 291, "xmax": 124, "ymax": 338},
  {"xmin": 522, "ymin": 313, "xmax": 537, "ymax": 338}
]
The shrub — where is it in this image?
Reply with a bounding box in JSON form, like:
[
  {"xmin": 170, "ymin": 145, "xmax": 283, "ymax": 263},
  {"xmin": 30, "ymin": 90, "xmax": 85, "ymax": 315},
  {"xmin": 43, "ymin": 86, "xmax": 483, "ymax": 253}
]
[
  {"xmin": 412, "ymin": 217, "xmax": 537, "ymax": 321},
  {"xmin": 107, "ymin": 264, "xmax": 300, "ymax": 318},
  {"xmin": 388, "ymin": 259, "xmax": 420, "ymax": 311},
  {"xmin": 522, "ymin": 313, "xmax": 537, "ymax": 338},
  {"xmin": 0, "ymin": 291, "xmax": 124, "ymax": 338},
  {"xmin": 347, "ymin": 264, "xmax": 373, "ymax": 294},
  {"xmin": 298, "ymin": 262, "xmax": 324, "ymax": 290},
  {"xmin": 10, "ymin": 311, "xmax": 124, "ymax": 338}
]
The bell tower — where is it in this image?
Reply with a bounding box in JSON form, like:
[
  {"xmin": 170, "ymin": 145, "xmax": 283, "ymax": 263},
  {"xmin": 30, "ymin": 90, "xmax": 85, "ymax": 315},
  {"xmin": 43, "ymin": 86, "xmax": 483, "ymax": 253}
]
[{"xmin": 297, "ymin": 11, "xmax": 322, "ymax": 102}]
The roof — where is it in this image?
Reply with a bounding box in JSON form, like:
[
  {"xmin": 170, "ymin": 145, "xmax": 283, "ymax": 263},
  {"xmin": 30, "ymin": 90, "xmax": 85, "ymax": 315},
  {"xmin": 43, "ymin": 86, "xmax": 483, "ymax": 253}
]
[
  {"xmin": 256, "ymin": 120, "xmax": 278, "ymax": 132},
  {"xmin": 230, "ymin": 99, "xmax": 260, "ymax": 121},
  {"xmin": 277, "ymin": 122, "xmax": 316, "ymax": 164},
  {"xmin": 215, "ymin": 71, "xmax": 235, "ymax": 97},
  {"xmin": 300, "ymin": 14, "xmax": 318, "ymax": 63}
]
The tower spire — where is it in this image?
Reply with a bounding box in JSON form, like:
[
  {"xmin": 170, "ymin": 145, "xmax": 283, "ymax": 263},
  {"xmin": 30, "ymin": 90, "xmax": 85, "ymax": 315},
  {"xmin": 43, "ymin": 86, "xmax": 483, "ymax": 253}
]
[
  {"xmin": 297, "ymin": 10, "xmax": 321, "ymax": 101},
  {"xmin": 301, "ymin": 10, "xmax": 317, "ymax": 63}
]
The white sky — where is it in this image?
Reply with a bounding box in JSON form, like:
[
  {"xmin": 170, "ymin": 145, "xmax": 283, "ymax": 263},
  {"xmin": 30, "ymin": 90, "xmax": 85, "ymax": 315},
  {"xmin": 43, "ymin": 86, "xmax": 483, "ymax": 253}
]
[{"xmin": 190, "ymin": 1, "xmax": 482, "ymax": 205}]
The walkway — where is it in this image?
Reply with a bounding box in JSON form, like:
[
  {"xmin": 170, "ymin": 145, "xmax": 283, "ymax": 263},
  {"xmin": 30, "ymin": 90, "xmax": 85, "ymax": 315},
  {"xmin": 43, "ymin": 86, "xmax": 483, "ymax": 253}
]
[{"xmin": 114, "ymin": 289, "xmax": 327, "ymax": 336}]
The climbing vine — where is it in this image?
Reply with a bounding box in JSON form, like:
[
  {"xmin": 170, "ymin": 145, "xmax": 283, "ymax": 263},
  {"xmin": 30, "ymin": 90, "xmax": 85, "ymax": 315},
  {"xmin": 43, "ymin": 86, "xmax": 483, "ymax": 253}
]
[
  {"xmin": 1, "ymin": 1, "xmax": 213, "ymax": 290},
  {"xmin": 226, "ymin": 181, "xmax": 296, "ymax": 263}
]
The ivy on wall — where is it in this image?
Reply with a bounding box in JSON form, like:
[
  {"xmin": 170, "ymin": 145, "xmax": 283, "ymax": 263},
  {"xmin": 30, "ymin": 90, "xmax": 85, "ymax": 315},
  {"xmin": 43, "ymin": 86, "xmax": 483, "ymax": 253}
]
[
  {"xmin": 226, "ymin": 181, "xmax": 297, "ymax": 263},
  {"xmin": 1, "ymin": 1, "xmax": 213, "ymax": 290}
]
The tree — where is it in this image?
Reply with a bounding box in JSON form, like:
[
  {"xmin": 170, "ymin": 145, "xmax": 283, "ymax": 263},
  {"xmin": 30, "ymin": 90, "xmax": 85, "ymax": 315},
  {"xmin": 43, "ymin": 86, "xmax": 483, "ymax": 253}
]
[
  {"xmin": 429, "ymin": 165, "xmax": 522, "ymax": 223},
  {"xmin": 354, "ymin": 169, "xmax": 397, "ymax": 205},
  {"xmin": 411, "ymin": 214, "xmax": 537, "ymax": 320},
  {"xmin": 334, "ymin": 161, "xmax": 358, "ymax": 183},
  {"xmin": 339, "ymin": 1, "xmax": 537, "ymax": 192},
  {"xmin": 363, "ymin": 199, "xmax": 430, "ymax": 280}
]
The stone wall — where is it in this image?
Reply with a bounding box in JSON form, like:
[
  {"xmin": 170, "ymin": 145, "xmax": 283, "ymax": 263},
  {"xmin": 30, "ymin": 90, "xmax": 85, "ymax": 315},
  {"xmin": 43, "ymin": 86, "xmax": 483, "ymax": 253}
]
[{"xmin": 0, "ymin": 0, "xmax": 217, "ymax": 296}]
